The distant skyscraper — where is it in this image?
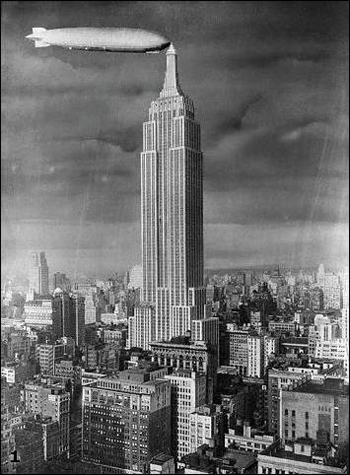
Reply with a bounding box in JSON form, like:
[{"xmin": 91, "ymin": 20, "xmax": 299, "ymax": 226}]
[
  {"xmin": 83, "ymin": 293, "xmax": 99, "ymax": 325},
  {"xmin": 52, "ymin": 289, "xmax": 85, "ymax": 346},
  {"xmin": 130, "ymin": 44, "xmax": 206, "ymax": 348},
  {"xmin": 316, "ymin": 264, "xmax": 341, "ymax": 310},
  {"xmin": 71, "ymin": 293, "xmax": 85, "ymax": 346},
  {"xmin": 339, "ymin": 266, "xmax": 349, "ymax": 309},
  {"xmin": 53, "ymin": 272, "xmax": 71, "ymax": 292},
  {"xmin": 316, "ymin": 263, "xmax": 325, "ymax": 285},
  {"xmin": 342, "ymin": 307, "xmax": 349, "ymax": 341},
  {"xmin": 28, "ymin": 252, "xmax": 49, "ymax": 295},
  {"xmin": 127, "ymin": 264, "xmax": 143, "ymax": 290}
]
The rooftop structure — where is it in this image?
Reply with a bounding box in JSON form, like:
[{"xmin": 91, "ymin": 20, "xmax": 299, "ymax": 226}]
[{"xmin": 258, "ymin": 438, "xmax": 347, "ymax": 474}]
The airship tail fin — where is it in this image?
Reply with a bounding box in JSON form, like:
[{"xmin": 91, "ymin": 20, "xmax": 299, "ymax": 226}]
[
  {"xmin": 32, "ymin": 27, "xmax": 46, "ymax": 34},
  {"xmin": 34, "ymin": 40, "xmax": 50, "ymax": 48},
  {"xmin": 30, "ymin": 28, "xmax": 49, "ymax": 47}
]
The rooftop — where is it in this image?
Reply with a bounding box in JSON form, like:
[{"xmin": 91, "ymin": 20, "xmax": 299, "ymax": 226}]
[
  {"xmin": 150, "ymin": 338, "xmax": 209, "ymax": 350},
  {"xmin": 150, "ymin": 453, "xmax": 174, "ymax": 464},
  {"xmin": 268, "ymin": 447, "xmax": 312, "ymax": 463},
  {"xmin": 260, "ymin": 440, "xmax": 346, "ymax": 470},
  {"xmin": 223, "ymin": 449, "xmax": 257, "ymax": 470},
  {"xmin": 282, "ymin": 337, "xmax": 308, "ymax": 345},
  {"xmin": 293, "ymin": 378, "xmax": 348, "ymax": 396}
]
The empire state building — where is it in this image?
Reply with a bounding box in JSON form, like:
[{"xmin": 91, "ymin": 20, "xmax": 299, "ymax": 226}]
[{"xmin": 129, "ymin": 44, "xmax": 208, "ymax": 349}]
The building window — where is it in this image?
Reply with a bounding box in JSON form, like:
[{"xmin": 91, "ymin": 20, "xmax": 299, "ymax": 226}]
[
  {"xmin": 305, "ymin": 411, "xmax": 309, "ymax": 419},
  {"xmin": 292, "ymin": 410, "xmax": 295, "ymax": 417},
  {"xmin": 285, "ymin": 409, "xmax": 288, "ymax": 416}
]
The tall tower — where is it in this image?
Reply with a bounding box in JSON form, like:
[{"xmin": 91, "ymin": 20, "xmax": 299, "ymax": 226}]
[
  {"xmin": 52, "ymin": 289, "xmax": 85, "ymax": 346},
  {"xmin": 28, "ymin": 251, "xmax": 49, "ymax": 295},
  {"xmin": 131, "ymin": 44, "xmax": 207, "ymax": 348}
]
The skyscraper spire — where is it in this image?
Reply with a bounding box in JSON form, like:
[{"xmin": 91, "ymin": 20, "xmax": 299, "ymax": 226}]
[{"xmin": 160, "ymin": 43, "xmax": 182, "ymax": 97}]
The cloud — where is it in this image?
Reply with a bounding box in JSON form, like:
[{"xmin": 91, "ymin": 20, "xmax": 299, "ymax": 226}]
[{"xmin": 1, "ymin": 1, "xmax": 348, "ymax": 275}]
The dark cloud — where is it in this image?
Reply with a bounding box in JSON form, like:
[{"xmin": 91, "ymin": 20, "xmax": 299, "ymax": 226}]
[
  {"xmin": 1, "ymin": 1, "xmax": 348, "ymax": 275},
  {"xmin": 214, "ymin": 95, "xmax": 263, "ymax": 135}
]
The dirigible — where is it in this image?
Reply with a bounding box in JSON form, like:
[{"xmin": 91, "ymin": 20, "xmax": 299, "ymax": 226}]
[{"xmin": 25, "ymin": 27, "xmax": 171, "ymax": 53}]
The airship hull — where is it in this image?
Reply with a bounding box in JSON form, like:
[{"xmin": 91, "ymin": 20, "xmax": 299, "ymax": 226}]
[{"xmin": 26, "ymin": 27, "xmax": 170, "ymax": 53}]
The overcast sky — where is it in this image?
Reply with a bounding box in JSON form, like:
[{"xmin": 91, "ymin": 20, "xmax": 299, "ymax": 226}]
[{"xmin": 1, "ymin": 1, "xmax": 349, "ymax": 278}]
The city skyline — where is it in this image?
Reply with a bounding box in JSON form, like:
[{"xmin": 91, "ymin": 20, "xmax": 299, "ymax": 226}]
[{"xmin": 2, "ymin": 1, "xmax": 349, "ymax": 277}]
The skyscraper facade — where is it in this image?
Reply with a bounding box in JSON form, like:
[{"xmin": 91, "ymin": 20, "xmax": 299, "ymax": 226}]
[
  {"xmin": 28, "ymin": 252, "xmax": 49, "ymax": 295},
  {"xmin": 164, "ymin": 370, "xmax": 206, "ymax": 460},
  {"xmin": 52, "ymin": 289, "xmax": 85, "ymax": 346},
  {"xmin": 24, "ymin": 383, "xmax": 70, "ymax": 458},
  {"xmin": 133, "ymin": 44, "xmax": 206, "ymax": 347},
  {"xmin": 82, "ymin": 369, "xmax": 171, "ymax": 472},
  {"xmin": 53, "ymin": 272, "xmax": 71, "ymax": 292}
]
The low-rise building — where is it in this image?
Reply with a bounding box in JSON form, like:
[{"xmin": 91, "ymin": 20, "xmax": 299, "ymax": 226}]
[
  {"xmin": 42, "ymin": 417, "xmax": 60, "ymax": 461},
  {"xmin": 6, "ymin": 332, "xmax": 33, "ymax": 360},
  {"xmin": 54, "ymin": 359, "xmax": 82, "ymax": 390},
  {"xmin": 1, "ymin": 362, "xmax": 36, "ymax": 384},
  {"xmin": 24, "ymin": 299, "xmax": 53, "ymax": 327},
  {"xmin": 81, "ymin": 370, "xmax": 107, "ymax": 386},
  {"xmin": 189, "ymin": 404, "xmax": 223, "ymax": 453},
  {"xmin": 267, "ymin": 368, "xmax": 312, "ymax": 435},
  {"xmin": 282, "ymin": 378, "xmax": 349, "ymax": 447},
  {"xmin": 225, "ymin": 421, "xmax": 276, "ymax": 453},
  {"xmin": 103, "ymin": 328, "xmax": 127, "ymax": 346},
  {"xmin": 36, "ymin": 342, "xmax": 65, "ymax": 375},
  {"xmin": 149, "ymin": 453, "xmax": 176, "ymax": 474},
  {"xmin": 183, "ymin": 445, "xmax": 257, "ymax": 474},
  {"xmin": 257, "ymin": 438, "xmax": 347, "ymax": 474},
  {"xmin": 14, "ymin": 419, "xmax": 46, "ymax": 474},
  {"xmin": 24, "ymin": 382, "xmax": 70, "ymax": 458},
  {"xmin": 1, "ymin": 404, "xmax": 16, "ymax": 474},
  {"xmin": 268, "ymin": 321, "xmax": 297, "ymax": 336}
]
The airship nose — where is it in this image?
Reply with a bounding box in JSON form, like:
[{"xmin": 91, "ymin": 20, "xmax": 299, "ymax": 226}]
[{"xmin": 25, "ymin": 34, "xmax": 34, "ymax": 39}]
